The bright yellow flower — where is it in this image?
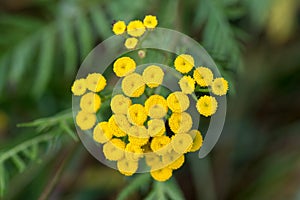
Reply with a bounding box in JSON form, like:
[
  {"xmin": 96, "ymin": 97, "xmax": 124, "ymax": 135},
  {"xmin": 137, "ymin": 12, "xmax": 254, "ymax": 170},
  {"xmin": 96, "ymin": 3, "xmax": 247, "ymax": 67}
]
[
  {"xmin": 196, "ymin": 95, "xmax": 218, "ymax": 117},
  {"xmin": 103, "ymin": 138, "xmax": 126, "ymax": 161},
  {"xmin": 93, "ymin": 122, "xmax": 112, "ymax": 144},
  {"xmin": 193, "ymin": 67, "xmax": 214, "ymax": 86},
  {"xmin": 151, "ymin": 136, "xmax": 171, "ymax": 155},
  {"xmin": 168, "ymin": 112, "xmax": 192, "ymax": 134},
  {"xmin": 108, "ymin": 115, "xmax": 127, "ymax": 137},
  {"xmin": 76, "ymin": 110, "xmax": 96, "ymax": 130},
  {"xmin": 112, "ymin": 21, "xmax": 126, "ymax": 35},
  {"xmin": 162, "ymin": 152, "xmax": 185, "ymax": 170},
  {"xmin": 127, "ymin": 104, "xmax": 147, "ymax": 126},
  {"xmin": 150, "ymin": 167, "xmax": 173, "ymax": 182},
  {"xmin": 144, "ymin": 95, "xmax": 168, "ymax": 118},
  {"xmin": 110, "ymin": 94, "xmax": 132, "ymax": 114},
  {"xmin": 86, "ymin": 73, "xmax": 107, "ymax": 92},
  {"xmin": 113, "ymin": 114, "xmax": 131, "ymax": 132},
  {"xmin": 125, "ymin": 37, "xmax": 138, "ymax": 49},
  {"xmin": 143, "ymin": 15, "xmax": 158, "ymax": 29},
  {"xmin": 145, "ymin": 153, "xmax": 162, "ymax": 168},
  {"xmin": 127, "ymin": 20, "xmax": 145, "ymax": 37},
  {"xmin": 125, "ymin": 143, "xmax": 143, "ymax": 161},
  {"xmin": 71, "ymin": 78, "xmax": 86, "ymax": 96},
  {"xmin": 121, "ymin": 73, "xmax": 145, "ymax": 97},
  {"xmin": 147, "ymin": 119, "xmax": 165, "ymax": 137},
  {"xmin": 117, "ymin": 158, "xmax": 138, "ymax": 176},
  {"xmin": 171, "ymin": 133, "xmax": 193, "ymax": 154},
  {"xmin": 211, "ymin": 77, "xmax": 229, "ymax": 96},
  {"xmin": 142, "ymin": 65, "xmax": 164, "ymax": 88},
  {"xmin": 128, "ymin": 125, "xmax": 149, "ymax": 146},
  {"xmin": 188, "ymin": 130, "xmax": 203, "ymax": 152},
  {"xmin": 113, "ymin": 57, "xmax": 136, "ymax": 77},
  {"xmin": 167, "ymin": 91, "xmax": 190, "ymax": 113},
  {"xmin": 80, "ymin": 92, "xmax": 101, "ymax": 113},
  {"xmin": 178, "ymin": 76, "xmax": 195, "ymax": 94},
  {"xmin": 174, "ymin": 54, "xmax": 194, "ymax": 74}
]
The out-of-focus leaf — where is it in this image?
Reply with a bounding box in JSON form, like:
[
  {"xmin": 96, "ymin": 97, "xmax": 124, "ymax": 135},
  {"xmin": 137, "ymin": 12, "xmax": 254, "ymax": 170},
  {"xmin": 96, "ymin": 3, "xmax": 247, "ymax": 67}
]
[
  {"xmin": 77, "ymin": 13, "xmax": 94, "ymax": 60},
  {"xmin": 90, "ymin": 6, "xmax": 112, "ymax": 39},
  {"xmin": 11, "ymin": 154, "xmax": 26, "ymax": 173}
]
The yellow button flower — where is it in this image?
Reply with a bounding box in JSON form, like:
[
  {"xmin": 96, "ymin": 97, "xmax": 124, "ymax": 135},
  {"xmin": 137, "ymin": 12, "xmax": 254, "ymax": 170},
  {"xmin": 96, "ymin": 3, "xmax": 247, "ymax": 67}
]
[
  {"xmin": 168, "ymin": 112, "xmax": 192, "ymax": 134},
  {"xmin": 71, "ymin": 78, "xmax": 86, "ymax": 96},
  {"xmin": 174, "ymin": 54, "xmax": 194, "ymax": 74},
  {"xmin": 193, "ymin": 67, "xmax": 214, "ymax": 86},
  {"xmin": 93, "ymin": 122, "xmax": 112, "ymax": 144},
  {"xmin": 171, "ymin": 133, "xmax": 193, "ymax": 154},
  {"xmin": 117, "ymin": 158, "xmax": 138, "ymax": 176},
  {"xmin": 113, "ymin": 114, "xmax": 131, "ymax": 132},
  {"xmin": 188, "ymin": 130, "xmax": 203, "ymax": 152},
  {"xmin": 127, "ymin": 20, "xmax": 145, "ymax": 37},
  {"xmin": 145, "ymin": 153, "xmax": 161, "ymax": 167},
  {"xmin": 211, "ymin": 77, "xmax": 229, "ymax": 96},
  {"xmin": 144, "ymin": 95, "xmax": 168, "ymax": 118},
  {"xmin": 178, "ymin": 75, "xmax": 195, "ymax": 94},
  {"xmin": 127, "ymin": 104, "xmax": 147, "ymax": 126},
  {"xmin": 108, "ymin": 115, "xmax": 127, "ymax": 137},
  {"xmin": 86, "ymin": 73, "xmax": 107, "ymax": 92},
  {"xmin": 103, "ymin": 138, "xmax": 126, "ymax": 161},
  {"xmin": 80, "ymin": 92, "xmax": 101, "ymax": 113},
  {"xmin": 147, "ymin": 119, "xmax": 165, "ymax": 137},
  {"xmin": 167, "ymin": 91, "xmax": 190, "ymax": 113},
  {"xmin": 196, "ymin": 95, "xmax": 218, "ymax": 117},
  {"xmin": 110, "ymin": 94, "xmax": 132, "ymax": 114},
  {"xmin": 128, "ymin": 125, "xmax": 149, "ymax": 142},
  {"xmin": 162, "ymin": 152, "xmax": 185, "ymax": 170},
  {"xmin": 124, "ymin": 37, "xmax": 138, "ymax": 49},
  {"xmin": 150, "ymin": 167, "xmax": 173, "ymax": 182},
  {"xmin": 113, "ymin": 57, "xmax": 136, "ymax": 77},
  {"xmin": 112, "ymin": 20, "xmax": 126, "ymax": 35},
  {"xmin": 142, "ymin": 65, "xmax": 164, "ymax": 88},
  {"xmin": 76, "ymin": 110, "xmax": 96, "ymax": 130},
  {"xmin": 121, "ymin": 73, "xmax": 145, "ymax": 97},
  {"xmin": 143, "ymin": 15, "xmax": 158, "ymax": 29},
  {"xmin": 125, "ymin": 143, "xmax": 143, "ymax": 161},
  {"xmin": 151, "ymin": 135, "xmax": 171, "ymax": 155}
]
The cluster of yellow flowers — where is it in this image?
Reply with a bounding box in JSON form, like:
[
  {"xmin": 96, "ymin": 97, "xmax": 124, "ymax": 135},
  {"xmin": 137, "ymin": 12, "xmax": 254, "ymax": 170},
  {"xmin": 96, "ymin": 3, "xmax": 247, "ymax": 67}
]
[
  {"xmin": 112, "ymin": 15, "xmax": 158, "ymax": 49},
  {"xmin": 71, "ymin": 15, "xmax": 229, "ymax": 182}
]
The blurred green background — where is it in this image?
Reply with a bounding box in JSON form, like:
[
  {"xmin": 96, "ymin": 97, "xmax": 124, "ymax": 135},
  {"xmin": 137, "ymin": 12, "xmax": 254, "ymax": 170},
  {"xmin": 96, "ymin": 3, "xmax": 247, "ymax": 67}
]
[{"xmin": 0, "ymin": 0, "xmax": 300, "ymax": 199}]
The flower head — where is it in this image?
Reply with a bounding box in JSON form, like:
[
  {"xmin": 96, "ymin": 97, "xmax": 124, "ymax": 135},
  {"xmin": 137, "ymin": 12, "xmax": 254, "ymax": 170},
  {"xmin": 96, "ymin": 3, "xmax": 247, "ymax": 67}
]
[
  {"xmin": 76, "ymin": 110, "xmax": 96, "ymax": 130},
  {"xmin": 162, "ymin": 152, "xmax": 184, "ymax": 170},
  {"xmin": 80, "ymin": 92, "xmax": 101, "ymax": 113},
  {"xmin": 168, "ymin": 112, "xmax": 192, "ymax": 134},
  {"xmin": 86, "ymin": 73, "xmax": 107, "ymax": 92},
  {"xmin": 151, "ymin": 135, "xmax": 171, "ymax": 155},
  {"xmin": 167, "ymin": 91, "xmax": 190, "ymax": 113},
  {"xmin": 174, "ymin": 54, "xmax": 194, "ymax": 74},
  {"xmin": 127, "ymin": 20, "xmax": 145, "ymax": 37},
  {"xmin": 125, "ymin": 143, "xmax": 143, "ymax": 161},
  {"xmin": 144, "ymin": 95, "xmax": 168, "ymax": 118},
  {"xmin": 93, "ymin": 122, "xmax": 112, "ymax": 144},
  {"xmin": 147, "ymin": 119, "xmax": 165, "ymax": 137},
  {"xmin": 193, "ymin": 67, "xmax": 214, "ymax": 86},
  {"xmin": 188, "ymin": 130, "xmax": 203, "ymax": 152},
  {"xmin": 103, "ymin": 138, "xmax": 126, "ymax": 161},
  {"xmin": 127, "ymin": 104, "xmax": 147, "ymax": 125},
  {"xmin": 211, "ymin": 77, "xmax": 229, "ymax": 96},
  {"xmin": 71, "ymin": 78, "xmax": 87, "ymax": 96},
  {"xmin": 196, "ymin": 95, "xmax": 218, "ymax": 117},
  {"xmin": 171, "ymin": 133, "xmax": 193, "ymax": 154},
  {"xmin": 178, "ymin": 76, "xmax": 195, "ymax": 94},
  {"xmin": 110, "ymin": 94, "xmax": 132, "ymax": 114},
  {"xmin": 121, "ymin": 73, "xmax": 145, "ymax": 97},
  {"xmin": 117, "ymin": 158, "xmax": 138, "ymax": 176},
  {"xmin": 108, "ymin": 115, "xmax": 127, "ymax": 137},
  {"xmin": 125, "ymin": 37, "xmax": 138, "ymax": 49},
  {"xmin": 142, "ymin": 65, "xmax": 164, "ymax": 88},
  {"xmin": 113, "ymin": 57, "xmax": 136, "ymax": 77},
  {"xmin": 150, "ymin": 167, "xmax": 172, "ymax": 182},
  {"xmin": 128, "ymin": 125, "xmax": 149, "ymax": 146},
  {"xmin": 143, "ymin": 15, "xmax": 158, "ymax": 29},
  {"xmin": 112, "ymin": 21, "xmax": 126, "ymax": 35}
]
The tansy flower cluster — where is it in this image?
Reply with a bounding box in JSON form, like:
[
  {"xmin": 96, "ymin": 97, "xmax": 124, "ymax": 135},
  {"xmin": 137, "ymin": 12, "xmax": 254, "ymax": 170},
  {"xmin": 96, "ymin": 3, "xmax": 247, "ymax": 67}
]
[{"xmin": 112, "ymin": 15, "xmax": 158, "ymax": 50}]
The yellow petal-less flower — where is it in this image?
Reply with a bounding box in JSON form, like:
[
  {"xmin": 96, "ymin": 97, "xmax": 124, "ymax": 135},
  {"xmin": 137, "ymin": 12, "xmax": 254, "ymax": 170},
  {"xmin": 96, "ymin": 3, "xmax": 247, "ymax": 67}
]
[
  {"xmin": 143, "ymin": 15, "xmax": 158, "ymax": 29},
  {"xmin": 127, "ymin": 20, "xmax": 146, "ymax": 37},
  {"xmin": 193, "ymin": 67, "xmax": 214, "ymax": 87},
  {"xmin": 144, "ymin": 95, "xmax": 168, "ymax": 118},
  {"xmin": 125, "ymin": 143, "xmax": 143, "ymax": 161},
  {"xmin": 110, "ymin": 94, "xmax": 132, "ymax": 114},
  {"xmin": 147, "ymin": 119, "xmax": 165, "ymax": 137},
  {"xmin": 86, "ymin": 73, "xmax": 107, "ymax": 92},
  {"xmin": 196, "ymin": 95, "xmax": 218, "ymax": 117},
  {"xmin": 167, "ymin": 91, "xmax": 190, "ymax": 113},
  {"xmin": 80, "ymin": 92, "xmax": 101, "ymax": 113},
  {"xmin": 113, "ymin": 57, "xmax": 136, "ymax": 77},
  {"xmin": 174, "ymin": 54, "xmax": 194, "ymax": 74},
  {"xmin": 188, "ymin": 130, "xmax": 203, "ymax": 152},
  {"xmin": 125, "ymin": 37, "xmax": 138, "ymax": 49},
  {"xmin": 93, "ymin": 122, "xmax": 112, "ymax": 144},
  {"xmin": 71, "ymin": 78, "xmax": 87, "ymax": 96},
  {"xmin": 142, "ymin": 65, "xmax": 164, "ymax": 88},
  {"xmin": 145, "ymin": 153, "xmax": 161, "ymax": 167},
  {"xmin": 178, "ymin": 76, "xmax": 195, "ymax": 94},
  {"xmin": 127, "ymin": 104, "xmax": 147, "ymax": 126},
  {"xmin": 103, "ymin": 138, "xmax": 126, "ymax": 161},
  {"xmin": 76, "ymin": 110, "xmax": 96, "ymax": 131},
  {"xmin": 108, "ymin": 115, "xmax": 127, "ymax": 137},
  {"xmin": 117, "ymin": 158, "xmax": 138, "ymax": 176},
  {"xmin": 211, "ymin": 77, "xmax": 229, "ymax": 96},
  {"xmin": 128, "ymin": 125, "xmax": 149, "ymax": 146},
  {"xmin": 121, "ymin": 73, "xmax": 145, "ymax": 97},
  {"xmin": 151, "ymin": 135, "xmax": 171, "ymax": 155},
  {"xmin": 112, "ymin": 21, "xmax": 126, "ymax": 35},
  {"xmin": 171, "ymin": 133, "xmax": 193, "ymax": 154},
  {"xmin": 150, "ymin": 167, "xmax": 173, "ymax": 182},
  {"xmin": 168, "ymin": 112, "xmax": 193, "ymax": 134},
  {"xmin": 113, "ymin": 114, "xmax": 131, "ymax": 132},
  {"xmin": 162, "ymin": 152, "xmax": 185, "ymax": 170}
]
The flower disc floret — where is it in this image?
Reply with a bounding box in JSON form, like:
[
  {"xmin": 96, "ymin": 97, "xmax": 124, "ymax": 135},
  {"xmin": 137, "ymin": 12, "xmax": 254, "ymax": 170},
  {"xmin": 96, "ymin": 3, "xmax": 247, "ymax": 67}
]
[
  {"xmin": 142, "ymin": 65, "xmax": 164, "ymax": 88},
  {"xmin": 193, "ymin": 67, "xmax": 214, "ymax": 86},
  {"xmin": 86, "ymin": 73, "xmax": 107, "ymax": 92},
  {"xmin": 167, "ymin": 91, "xmax": 190, "ymax": 113},
  {"xmin": 71, "ymin": 78, "xmax": 86, "ymax": 96},
  {"xmin": 178, "ymin": 76, "xmax": 195, "ymax": 94},
  {"xmin": 174, "ymin": 54, "xmax": 194, "ymax": 74},
  {"xmin": 113, "ymin": 57, "xmax": 136, "ymax": 77},
  {"xmin": 144, "ymin": 95, "xmax": 168, "ymax": 118},
  {"xmin": 125, "ymin": 37, "xmax": 138, "ymax": 49},
  {"xmin": 80, "ymin": 92, "xmax": 101, "ymax": 113},
  {"xmin": 112, "ymin": 21, "xmax": 126, "ymax": 35},
  {"xmin": 127, "ymin": 20, "xmax": 145, "ymax": 37},
  {"xmin": 143, "ymin": 15, "xmax": 158, "ymax": 29},
  {"xmin": 127, "ymin": 104, "xmax": 147, "ymax": 126},
  {"xmin": 211, "ymin": 77, "xmax": 229, "ymax": 96},
  {"xmin": 121, "ymin": 73, "xmax": 145, "ymax": 97},
  {"xmin": 110, "ymin": 94, "xmax": 132, "ymax": 114},
  {"xmin": 76, "ymin": 110, "xmax": 96, "ymax": 130},
  {"xmin": 168, "ymin": 112, "xmax": 193, "ymax": 134},
  {"xmin": 196, "ymin": 95, "xmax": 218, "ymax": 117}
]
